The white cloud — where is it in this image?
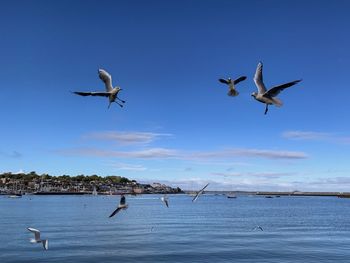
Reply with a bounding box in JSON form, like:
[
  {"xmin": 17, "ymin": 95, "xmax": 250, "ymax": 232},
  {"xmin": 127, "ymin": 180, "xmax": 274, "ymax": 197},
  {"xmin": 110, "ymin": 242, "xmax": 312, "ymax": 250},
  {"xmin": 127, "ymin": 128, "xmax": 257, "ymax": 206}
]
[
  {"xmin": 310, "ymin": 177, "xmax": 350, "ymax": 186},
  {"xmin": 282, "ymin": 131, "xmax": 330, "ymax": 140},
  {"xmin": 109, "ymin": 162, "xmax": 147, "ymax": 171},
  {"xmin": 83, "ymin": 131, "xmax": 172, "ymax": 145},
  {"xmin": 211, "ymin": 171, "xmax": 294, "ymax": 179},
  {"xmin": 187, "ymin": 148, "xmax": 307, "ymax": 160},
  {"xmin": 58, "ymin": 147, "xmax": 308, "ymax": 160},
  {"xmin": 282, "ymin": 130, "xmax": 350, "ymax": 144},
  {"xmin": 58, "ymin": 147, "xmax": 178, "ymax": 159}
]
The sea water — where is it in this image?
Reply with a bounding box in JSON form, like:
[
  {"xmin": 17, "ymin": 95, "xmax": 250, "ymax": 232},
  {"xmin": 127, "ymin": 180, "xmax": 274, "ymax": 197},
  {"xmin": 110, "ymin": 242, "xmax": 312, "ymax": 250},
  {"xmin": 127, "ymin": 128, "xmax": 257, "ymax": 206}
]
[{"xmin": 1, "ymin": 194, "xmax": 350, "ymax": 262}]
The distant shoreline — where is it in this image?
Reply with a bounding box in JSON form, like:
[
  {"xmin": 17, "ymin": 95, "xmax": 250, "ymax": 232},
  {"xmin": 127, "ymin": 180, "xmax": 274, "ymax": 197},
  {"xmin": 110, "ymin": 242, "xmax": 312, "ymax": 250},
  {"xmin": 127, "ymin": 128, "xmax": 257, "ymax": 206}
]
[
  {"xmin": 185, "ymin": 191, "xmax": 350, "ymax": 198},
  {"xmin": 2, "ymin": 191, "xmax": 350, "ymax": 198}
]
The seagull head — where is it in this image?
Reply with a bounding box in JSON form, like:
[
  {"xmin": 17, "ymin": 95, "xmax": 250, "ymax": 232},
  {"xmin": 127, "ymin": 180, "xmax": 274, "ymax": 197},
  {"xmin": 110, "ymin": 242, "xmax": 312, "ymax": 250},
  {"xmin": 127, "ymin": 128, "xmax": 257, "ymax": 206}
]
[{"xmin": 251, "ymin": 92, "xmax": 257, "ymax": 98}]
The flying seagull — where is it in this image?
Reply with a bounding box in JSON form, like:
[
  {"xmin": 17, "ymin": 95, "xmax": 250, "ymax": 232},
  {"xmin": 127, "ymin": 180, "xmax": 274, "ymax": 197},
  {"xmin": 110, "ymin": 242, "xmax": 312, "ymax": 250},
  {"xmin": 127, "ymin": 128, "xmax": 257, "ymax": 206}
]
[
  {"xmin": 192, "ymin": 183, "xmax": 209, "ymax": 202},
  {"xmin": 252, "ymin": 225, "xmax": 264, "ymax": 231},
  {"xmin": 219, "ymin": 76, "xmax": 247, "ymax": 97},
  {"xmin": 73, "ymin": 69, "xmax": 126, "ymax": 109},
  {"xmin": 27, "ymin": 227, "xmax": 48, "ymax": 250},
  {"xmin": 160, "ymin": 195, "xmax": 169, "ymax": 208},
  {"xmin": 252, "ymin": 62, "xmax": 301, "ymax": 114},
  {"xmin": 109, "ymin": 195, "xmax": 128, "ymax": 218}
]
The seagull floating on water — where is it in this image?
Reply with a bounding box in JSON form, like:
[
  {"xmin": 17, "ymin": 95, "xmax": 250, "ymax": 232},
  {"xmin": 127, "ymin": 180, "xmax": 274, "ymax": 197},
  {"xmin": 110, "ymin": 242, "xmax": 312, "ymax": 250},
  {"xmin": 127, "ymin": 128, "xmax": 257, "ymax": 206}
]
[
  {"xmin": 109, "ymin": 195, "xmax": 128, "ymax": 218},
  {"xmin": 27, "ymin": 227, "xmax": 48, "ymax": 250},
  {"xmin": 219, "ymin": 76, "xmax": 247, "ymax": 97},
  {"xmin": 252, "ymin": 62, "xmax": 301, "ymax": 114},
  {"xmin": 73, "ymin": 69, "xmax": 126, "ymax": 109},
  {"xmin": 192, "ymin": 183, "xmax": 209, "ymax": 202},
  {"xmin": 160, "ymin": 195, "xmax": 169, "ymax": 207}
]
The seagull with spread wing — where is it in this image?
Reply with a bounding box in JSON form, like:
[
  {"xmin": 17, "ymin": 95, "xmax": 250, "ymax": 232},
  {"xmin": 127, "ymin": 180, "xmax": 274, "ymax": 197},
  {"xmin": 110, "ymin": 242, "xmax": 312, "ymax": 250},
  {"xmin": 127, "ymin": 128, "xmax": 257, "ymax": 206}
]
[
  {"xmin": 109, "ymin": 195, "xmax": 128, "ymax": 218},
  {"xmin": 219, "ymin": 76, "xmax": 247, "ymax": 97},
  {"xmin": 252, "ymin": 225, "xmax": 264, "ymax": 231},
  {"xmin": 27, "ymin": 227, "xmax": 48, "ymax": 250},
  {"xmin": 192, "ymin": 183, "xmax": 209, "ymax": 202},
  {"xmin": 251, "ymin": 62, "xmax": 301, "ymax": 114},
  {"xmin": 73, "ymin": 69, "xmax": 126, "ymax": 109}
]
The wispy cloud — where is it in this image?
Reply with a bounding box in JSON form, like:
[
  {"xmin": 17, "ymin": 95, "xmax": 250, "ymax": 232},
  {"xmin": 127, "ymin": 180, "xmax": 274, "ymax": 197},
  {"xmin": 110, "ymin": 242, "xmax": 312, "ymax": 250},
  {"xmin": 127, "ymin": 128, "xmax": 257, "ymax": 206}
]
[
  {"xmin": 310, "ymin": 177, "xmax": 350, "ymax": 186},
  {"xmin": 58, "ymin": 147, "xmax": 178, "ymax": 159},
  {"xmin": 109, "ymin": 162, "xmax": 147, "ymax": 171},
  {"xmin": 211, "ymin": 172, "xmax": 295, "ymax": 179},
  {"xmin": 83, "ymin": 131, "xmax": 172, "ymax": 145},
  {"xmin": 58, "ymin": 147, "xmax": 307, "ymax": 160},
  {"xmin": 0, "ymin": 151, "xmax": 22, "ymax": 158},
  {"xmin": 282, "ymin": 130, "xmax": 350, "ymax": 144},
  {"xmin": 188, "ymin": 148, "xmax": 307, "ymax": 160},
  {"xmin": 282, "ymin": 131, "xmax": 330, "ymax": 140}
]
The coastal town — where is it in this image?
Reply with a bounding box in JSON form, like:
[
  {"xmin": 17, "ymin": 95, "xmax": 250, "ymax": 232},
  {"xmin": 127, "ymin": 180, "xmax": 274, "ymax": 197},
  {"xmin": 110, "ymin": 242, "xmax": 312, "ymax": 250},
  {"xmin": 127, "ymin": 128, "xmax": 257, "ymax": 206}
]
[{"xmin": 0, "ymin": 171, "xmax": 182, "ymax": 196}]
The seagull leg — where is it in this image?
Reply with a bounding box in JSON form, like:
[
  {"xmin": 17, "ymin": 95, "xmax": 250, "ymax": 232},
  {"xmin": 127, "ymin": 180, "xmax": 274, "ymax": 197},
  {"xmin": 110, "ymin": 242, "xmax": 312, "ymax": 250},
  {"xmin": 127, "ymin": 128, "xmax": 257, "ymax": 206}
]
[
  {"xmin": 264, "ymin": 104, "xmax": 268, "ymax": 115},
  {"xmin": 115, "ymin": 101, "xmax": 124, "ymax": 107},
  {"xmin": 116, "ymin": 97, "xmax": 126, "ymax": 103}
]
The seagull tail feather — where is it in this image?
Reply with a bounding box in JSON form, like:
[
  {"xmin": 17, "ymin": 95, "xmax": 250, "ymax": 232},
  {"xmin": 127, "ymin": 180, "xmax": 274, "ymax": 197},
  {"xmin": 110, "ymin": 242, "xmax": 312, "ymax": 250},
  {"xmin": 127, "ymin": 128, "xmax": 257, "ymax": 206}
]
[{"xmin": 272, "ymin": 98, "xmax": 283, "ymax": 107}]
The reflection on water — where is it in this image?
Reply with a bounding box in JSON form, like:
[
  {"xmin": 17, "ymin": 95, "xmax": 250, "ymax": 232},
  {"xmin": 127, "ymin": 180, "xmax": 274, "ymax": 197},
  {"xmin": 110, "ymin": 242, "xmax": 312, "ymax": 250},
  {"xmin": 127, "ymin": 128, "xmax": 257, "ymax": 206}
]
[{"xmin": 1, "ymin": 194, "xmax": 350, "ymax": 263}]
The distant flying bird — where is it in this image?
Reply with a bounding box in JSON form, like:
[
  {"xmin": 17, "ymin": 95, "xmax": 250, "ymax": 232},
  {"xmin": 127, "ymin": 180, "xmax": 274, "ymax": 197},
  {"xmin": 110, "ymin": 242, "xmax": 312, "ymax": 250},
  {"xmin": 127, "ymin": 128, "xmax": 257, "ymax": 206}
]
[
  {"xmin": 27, "ymin": 227, "xmax": 48, "ymax": 250},
  {"xmin": 251, "ymin": 62, "xmax": 301, "ymax": 115},
  {"xmin": 219, "ymin": 76, "xmax": 247, "ymax": 97},
  {"xmin": 160, "ymin": 195, "xmax": 169, "ymax": 207},
  {"xmin": 192, "ymin": 183, "xmax": 209, "ymax": 202},
  {"xmin": 73, "ymin": 69, "xmax": 126, "ymax": 109},
  {"xmin": 109, "ymin": 195, "xmax": 128, "ymax": 218}
]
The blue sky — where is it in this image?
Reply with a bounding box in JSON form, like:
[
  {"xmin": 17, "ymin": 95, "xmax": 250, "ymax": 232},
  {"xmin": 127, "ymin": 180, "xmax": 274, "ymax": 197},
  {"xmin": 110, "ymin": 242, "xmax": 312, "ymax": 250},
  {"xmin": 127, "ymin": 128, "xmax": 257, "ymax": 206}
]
[{"xmin": 1, "ymin": 0, "xmax": 350, "ymax": 191}]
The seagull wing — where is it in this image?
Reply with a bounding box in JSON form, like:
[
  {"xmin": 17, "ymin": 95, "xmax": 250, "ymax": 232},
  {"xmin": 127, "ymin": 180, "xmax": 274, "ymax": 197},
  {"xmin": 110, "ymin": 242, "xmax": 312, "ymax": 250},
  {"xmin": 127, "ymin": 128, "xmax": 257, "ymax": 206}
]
[
  {"xmin": 28, "ymin": 227, "xmax": 41, "ymax": 241},
  {"xmin": 219, "ymin": 78, "xmax": 230, "ymax": 85},
  {"xmin": 98, "ymin": 69, "xmax": 113, "ymax": 92},
  {"xmin": 253, "ymin": 226, "xmax": 264, "ymax": 231},
  {"xmin": 192, "ymin": 183, "xmax": 209, "ymax": 202},
  {"xmin": 73, "ymin": 91, "xmax": 110, "ymax": 97},
  {"xmin": 254, "ymin": 62, "xmax": 267, "ymax": 94},
  {"xmin": 265, "ymin": 79, "xmax": 302, "ymax": 97},
  {"xmin": 233, "ymin": 76, "xmax": 247, "ymax": 85},
  {"xmin": 192, "ymin": 192, "xmax": 200, "ymax": 202},
  {"xmin": 161, "ymin": 195, "xmax": 169, "ymax": 207},
  {"xmin": 42, "ymin": 240, "xmax": 49, "ymax": 250},
  {"xmin": 109, "ymin": 207, "xmax": 122, "ymax": 218},
  {"xmin": 200, "ymin": 183, "xmax": 209, "ymax": 192}
]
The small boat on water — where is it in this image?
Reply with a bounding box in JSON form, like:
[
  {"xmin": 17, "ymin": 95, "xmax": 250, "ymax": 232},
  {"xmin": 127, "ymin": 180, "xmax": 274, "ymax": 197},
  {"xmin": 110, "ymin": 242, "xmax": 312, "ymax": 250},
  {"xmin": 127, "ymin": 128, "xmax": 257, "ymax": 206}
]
[
  {"xmin": 227, "ymin": 193, "xmax": 237, "ymax": 199},
  {"xmin": 8, "ymin": 182, "xmax": 23, "ymax": 198},
  {"xmin": 265, "ymin": 196, "xmax": 273, "ymax": 198}
]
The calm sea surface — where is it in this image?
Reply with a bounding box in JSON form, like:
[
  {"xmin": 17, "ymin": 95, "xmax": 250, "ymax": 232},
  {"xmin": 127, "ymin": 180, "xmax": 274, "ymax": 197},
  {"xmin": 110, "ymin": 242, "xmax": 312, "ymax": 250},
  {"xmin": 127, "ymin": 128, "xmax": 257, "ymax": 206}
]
[{"xmin": 1, "ymin": 194, "xmax": 350, "ymax": 262}]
